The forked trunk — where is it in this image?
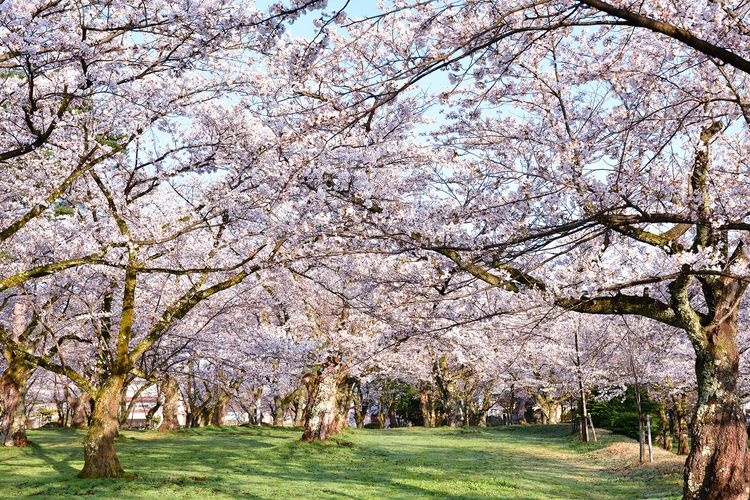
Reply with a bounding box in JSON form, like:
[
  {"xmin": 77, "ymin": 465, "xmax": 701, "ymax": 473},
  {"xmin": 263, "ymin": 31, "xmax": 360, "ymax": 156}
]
[
  {"xmin": 0, "ymin": 357, "xmax": 33, "ymax": 447},
  {"xmin": 301, "ymin": 358, "xmax": 342, "ymax": 442},
  {"xmin": 684, "ymin": 311, "xmax": 749, "ymax": 498},
  {"xmin": 159, "ymin": 377, "xmax": 180, "ymax": 431},
  {"xmin": 79, "ymin": 376, "xmax": 125, "ymax": 478}
]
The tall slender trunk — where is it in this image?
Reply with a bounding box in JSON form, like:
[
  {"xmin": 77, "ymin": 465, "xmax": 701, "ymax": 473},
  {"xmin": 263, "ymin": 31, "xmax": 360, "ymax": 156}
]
[
  {"xmin": 659, "ymin": 402, "xmax": 672, "ymax": 451},
  {"xmin": 352, "ymin": 385, "xmax": 365, "ymax": 429},
  {"xmin": 684, "ymin": 312, "xmax": 749, "ymax": 499},
  {"xmin": 79, "ymin": 375, "xmax": 125, "ymax": 478},
  {"xmin": 159, "ymin": 377, "xmax": 180, "ymax": 431},
  {"xmin": 574, "ymin": 327, "xmax": 589, "ymax": 441},
  {"xmin": 301, "ymin": 358, "xmax": 342, "ymax": 442},
  {"xmin": 0, "ymin": 357, "xmax": 33, "ymax": 447}
]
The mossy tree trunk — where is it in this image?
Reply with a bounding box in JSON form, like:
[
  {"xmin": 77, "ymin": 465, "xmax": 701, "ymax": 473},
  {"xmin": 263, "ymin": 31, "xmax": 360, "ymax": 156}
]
[
  {"xmin": 79, "ymin": 375, "xmax": 126, "ymax": 479},
  {"xmin": 683, "ymin": 309, "xmax": 749, "ymax": 499}
]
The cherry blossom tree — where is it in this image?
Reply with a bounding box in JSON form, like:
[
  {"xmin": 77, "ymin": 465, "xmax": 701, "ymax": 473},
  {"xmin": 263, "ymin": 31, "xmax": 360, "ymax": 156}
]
[{"xmin": 271, "ymin": 1, "xmax": 750, "ymax": 497}]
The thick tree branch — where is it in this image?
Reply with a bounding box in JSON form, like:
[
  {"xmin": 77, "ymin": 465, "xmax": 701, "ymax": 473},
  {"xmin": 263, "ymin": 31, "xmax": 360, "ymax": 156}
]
[{"xmin": 578, "ymin": 0, "xmax": 750, "ymax": 75}]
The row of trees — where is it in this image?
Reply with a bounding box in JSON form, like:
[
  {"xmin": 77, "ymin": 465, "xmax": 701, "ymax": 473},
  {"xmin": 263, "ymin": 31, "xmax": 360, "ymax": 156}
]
[{"xmin": 2, "ymin": 0, "xmax": 750, "ymax": 497}]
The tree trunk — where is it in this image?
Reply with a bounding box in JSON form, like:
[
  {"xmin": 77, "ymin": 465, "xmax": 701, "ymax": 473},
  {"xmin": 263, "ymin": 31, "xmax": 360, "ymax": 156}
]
[
  {"xmin": 419, "ymin": 386, "xmax": 433, "ymax": 427},
  {"xmin": 211, "ymin": 392, "xmax": 230, "ymax": 426},
  {"xmin": 272, "ymin": 395, "xmax": 285, "ymax": 426},
  {"xmin": 659, "ymin": 402, "xmax": 671, "ymax": 451},
  {"xmin": 387, "ymin": 407, "xmax": 397, "ymax": 429},
  {"xmin": 376, "ymin": 412, "xmax": 386, "ymax": 429},
  {"xmin": 674, "ymin": 394, "xmax": 690, "ymax": 455},
  {"xmin": 200, "ymin": 405, "xmax": 212, "ymax": 426},
  {"xmin": 335, "ymin": 387, "xmax": 353, "ymax": 431},
  {"xmin": 159, "ymin": 377, "xmax": 180, "ymax": 431},
  {"xmin": 683, "ymin": 311, "xmax": 750, "ymax": 499},
  {"xmin": 679, "ymin": 432, "xmax": 690, "ymax": 455},
  {"xmin": 301, "ymin": 358, "xmax": 342, "ymax": 442},
  {"xmin": 515, "ymin": 398, "xmax": 526, "ymax": 425},
  {"xmin": 79, "ymin": 376, "xmax": 125, "ymax": 478},
  {"xmin": 352, "ymin": 386, "xmax": 365, "ymax": 429},
  {"xmin": 0, "ymin": 357, "xmax": 33, "ymax": 447},
  {"xmin": 144, "ymin": 402, "xmax": 161, "ymax": 429},
  {"xmin": 293, "ymin": 388, "xmax": 306, "ymax": 427},
  {"xmin": 71, "ymin": 393, "xmax": 91, "ymax": 429}
]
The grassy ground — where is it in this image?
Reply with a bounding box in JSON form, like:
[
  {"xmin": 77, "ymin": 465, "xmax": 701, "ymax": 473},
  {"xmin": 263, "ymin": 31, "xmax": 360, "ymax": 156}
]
[{"xmin": 0, "ymin": 424, "xmax": 682, "ymax": 499}]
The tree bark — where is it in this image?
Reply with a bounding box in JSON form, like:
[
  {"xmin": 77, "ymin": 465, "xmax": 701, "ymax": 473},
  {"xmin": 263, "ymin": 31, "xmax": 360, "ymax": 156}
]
[
  {"xmin": 683, "ymin": 311, "xmax": 750, "ymax": 499},
  {"xmin": 301, "ymin": 357, "xmax": 342, "ymax": 442},
  {"xmin": 210, "ymin": 391, "xmax": 230, "ymax": 426},
  {"xmin": 79, "ymin": 376, "xmax": 125, "ymax": 478},
  {"xmin": 159, "ymin": 377, "xmax": 180, "ymax": 431}
]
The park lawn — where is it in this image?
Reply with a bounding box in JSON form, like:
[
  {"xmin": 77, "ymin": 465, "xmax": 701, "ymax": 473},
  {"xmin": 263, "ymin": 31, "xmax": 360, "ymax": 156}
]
[{"xmin": 0, "ymin": 425, "xmax": 682, "ymax": 499}]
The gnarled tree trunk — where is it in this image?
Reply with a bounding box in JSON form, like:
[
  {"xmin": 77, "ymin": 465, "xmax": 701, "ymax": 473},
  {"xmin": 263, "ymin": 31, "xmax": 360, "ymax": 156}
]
[
  {"xmin": 684, "ymin": 310, "xmax": 750, "ymax": 499},
  {"xmin": 159, "ymin": 377, "xmax": 180, "ymax": 431},
  {"xmin": 79, "ymin": 376, "xmax": 125, "ymax": 478}
]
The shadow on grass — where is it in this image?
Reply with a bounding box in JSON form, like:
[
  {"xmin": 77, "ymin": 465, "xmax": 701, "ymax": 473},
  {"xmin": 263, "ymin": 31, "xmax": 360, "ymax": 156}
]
[{"xmin": 0, "ymin": 425, "xmax": 681, "ymax": 499}]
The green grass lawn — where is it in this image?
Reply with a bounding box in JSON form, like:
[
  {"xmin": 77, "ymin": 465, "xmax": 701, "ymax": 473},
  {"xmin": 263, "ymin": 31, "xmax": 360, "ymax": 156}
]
[{"xmin": 0, "ymin": 425, "xmax": 682, "ymax": 499}]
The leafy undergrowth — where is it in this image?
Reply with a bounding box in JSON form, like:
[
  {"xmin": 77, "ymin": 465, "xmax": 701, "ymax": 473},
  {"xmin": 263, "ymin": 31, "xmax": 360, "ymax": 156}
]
[{"xmin": 0, "ymin": 424, "xmax": 681, "ymax": 498}]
